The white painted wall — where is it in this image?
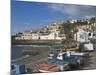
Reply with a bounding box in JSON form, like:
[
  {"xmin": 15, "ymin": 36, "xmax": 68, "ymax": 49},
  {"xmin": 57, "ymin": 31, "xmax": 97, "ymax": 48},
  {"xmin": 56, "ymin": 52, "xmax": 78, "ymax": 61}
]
[
  {"xmin": 74, "ymin": 31, "xmax": 90, "ymax": 43},
  {"xmin": 39, "ymin": 35, "xmax": 49, "ymax": 40},
  {"xmin": 84, "ymin": 43, "xmax": 94, "ymax": 51},
  {"xmin": 21, "ymin": 34, "xmax": 32, "ymax": 40},
  {"xmin": 15, "ymin": 30, "xmax": 66, "ymax": 40},
  {"xmin": 88, "ymin": 32, "xmax": 96, "ymax": 39},
  {"xmin": 15, "ymin": 37, "xmax": 23, "ymax": 40},
  {"xmin": 32, "ymin": 33, "xmax": 39, "ymax": 40},
  {"xmin": 39, "ymin": 32, "xmax": 55, "ymax": 40},
  {"xmin": 48, "ymin": 32, "xmax": 55, "ymax": 39}
]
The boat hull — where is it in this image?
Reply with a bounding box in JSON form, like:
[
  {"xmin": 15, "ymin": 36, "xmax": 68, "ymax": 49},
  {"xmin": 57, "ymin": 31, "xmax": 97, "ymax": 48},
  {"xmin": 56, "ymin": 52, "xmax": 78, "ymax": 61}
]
[{"xmin": 38, "ymin": 69, "xmax": 52, "ymax": 73}]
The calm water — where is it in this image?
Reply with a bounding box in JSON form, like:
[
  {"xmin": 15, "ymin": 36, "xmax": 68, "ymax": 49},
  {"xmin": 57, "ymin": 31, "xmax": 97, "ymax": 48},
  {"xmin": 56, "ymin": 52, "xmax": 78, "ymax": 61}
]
[{"xmin": 11, "ymin": 45, "xmax": 50, "ymax": 60}]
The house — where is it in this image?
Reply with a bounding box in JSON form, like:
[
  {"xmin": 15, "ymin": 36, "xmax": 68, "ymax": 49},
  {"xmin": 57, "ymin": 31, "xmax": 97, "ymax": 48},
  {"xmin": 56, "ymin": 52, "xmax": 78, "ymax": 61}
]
[
  {"xmin": 38, "ymin": 30, "xmax": 66, "ymax": 40},
  {"xmin": 32, "ymin": 32, "xmax": 39, "ymax": 40},
  {"xmin": 69, "ymin": 19, "xmax": 77, "ymax": 23},
  {"xmin": 88, "ymin": 32, "xmax": 96, "ymax": 40},
  {"xmin": 39, "ymin": 33, "xmax": 50, "ymax": 40},
  {"xmin": 15, "ymin": 31, "xmax": 33, "ymax": 40},
  {"xmin": 47, "ymin": 23, "xmax": 62, "ymax": 32},
  {"xmin": 74, "ymin": 29, "xmax": 90, "ymax": 43},
  {"xmin": 21, "ymin": 31, "xmax": 32, "ymax": 40},
  {"xmin": 14, "ymin": 30, "xmax": 66, "ymax": 40},
  {"xmin": 15, "ymin": 33, "xmax": 23, "ymax": 40}
]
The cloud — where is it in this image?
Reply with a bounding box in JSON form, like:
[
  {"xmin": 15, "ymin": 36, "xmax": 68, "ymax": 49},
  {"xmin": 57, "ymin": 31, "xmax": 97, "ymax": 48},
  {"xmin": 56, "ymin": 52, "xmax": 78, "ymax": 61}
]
[{"xmin": 48, "ymin": 4, "xmax": 96, "ymax": 18}]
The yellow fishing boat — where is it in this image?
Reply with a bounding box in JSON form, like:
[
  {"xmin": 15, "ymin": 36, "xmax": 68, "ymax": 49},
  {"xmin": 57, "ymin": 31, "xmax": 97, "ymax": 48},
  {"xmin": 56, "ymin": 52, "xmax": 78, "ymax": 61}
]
[{"xmin": 64, "ymin": 47, "xmax": 78, "ymax": 51}]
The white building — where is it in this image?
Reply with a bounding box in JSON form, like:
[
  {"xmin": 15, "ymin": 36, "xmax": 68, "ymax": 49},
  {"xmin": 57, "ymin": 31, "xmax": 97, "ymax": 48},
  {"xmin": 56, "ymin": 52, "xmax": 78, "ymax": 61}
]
[
  {"xmin": 32, "ymin": 33, "xmax": 39, "ymax": 40},
  {"xmin": 38, "ymin": 30, "xmax": 66, "ymax": 40},
  {"xmin": 15, "ymin": 37, "xmax": 23, "ymax": 40},
  {"xmin": 88, "ymin": 32, "xmax": 96, "ymax": 39},
  {"xmin": 15, "ymin": 31, "xmax": 32, "ymax": 40},
  {"xmin": 39, "ymin": 33, "xmax": 50, "ymax": 40},
  {"xmin": 21, "ymin": 31, "xmax": 32, "ymax": 40},
  {"xmin": 69, "ymin": 19, "xmax": 77, "ymax": 23},
  {"xmin": 74, "ymin": 28, "xmax": 96, "ymax": 43},
  {"xmin": 15, "ymin": 33, "xmax": 23, "ymax": 40},
  {"xmin": 15, "ymin": 30, "xmax": 66, "ymax": 40},
  {"xmin": 74, "ymin": 29, "xmax": 90, "ymax": 43}
]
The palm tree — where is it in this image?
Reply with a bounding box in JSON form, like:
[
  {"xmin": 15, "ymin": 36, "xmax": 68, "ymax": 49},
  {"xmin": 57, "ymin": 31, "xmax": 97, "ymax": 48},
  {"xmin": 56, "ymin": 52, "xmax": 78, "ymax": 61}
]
[
  {"xmin": 89, "ymin": 17, "xmax": 96, "ymax": 32},
  {"xmin": 62, "ymin": 21, "xmax": 76, "ymax": 46},
  {"xmin": 90, "ymin": 17, "xmax": 96, "ymax": 24}
]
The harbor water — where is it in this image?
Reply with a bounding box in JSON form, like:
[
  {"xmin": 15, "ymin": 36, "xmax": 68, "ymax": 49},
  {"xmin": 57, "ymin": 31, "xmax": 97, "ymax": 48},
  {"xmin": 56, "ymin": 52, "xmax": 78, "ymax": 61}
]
[{"xmin": 11, "ymin": 45, "xmax": 50, "ymax": 60}]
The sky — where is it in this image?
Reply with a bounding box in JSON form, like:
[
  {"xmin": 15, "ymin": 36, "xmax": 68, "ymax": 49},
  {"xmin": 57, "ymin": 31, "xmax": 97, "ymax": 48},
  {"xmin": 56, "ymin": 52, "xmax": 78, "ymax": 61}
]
[{"xmin": 11, "ymin": 0, "xmax": 96, "ymax": 35}]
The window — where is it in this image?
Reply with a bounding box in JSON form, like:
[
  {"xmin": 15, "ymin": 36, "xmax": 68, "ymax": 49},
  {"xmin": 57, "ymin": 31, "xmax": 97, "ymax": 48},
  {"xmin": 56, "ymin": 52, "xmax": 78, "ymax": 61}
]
[
  {"xmin": 80, "ymin": 34, "xmax": 84, "ymax": 39},
  {"xmin": 93, "ymin": 33, "xmax": 95, "ymax": 36},
  {"xmin": 88, "ymin": 33, "xmax": 91, "ymax": 36}
]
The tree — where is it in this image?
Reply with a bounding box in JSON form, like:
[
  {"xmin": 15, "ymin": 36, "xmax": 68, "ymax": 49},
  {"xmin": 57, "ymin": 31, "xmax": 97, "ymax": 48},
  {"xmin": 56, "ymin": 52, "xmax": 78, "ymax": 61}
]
[
  {"xmin": 90, "ymin": 17, "xmax": 96, "ymax": 24},
  {"xmin": 62, "ymin": 22, "xmax": 76, "ymax": 46},
  {"xmin": 89, "ymin": 17, "xmax": 96, "ymax": 32}
]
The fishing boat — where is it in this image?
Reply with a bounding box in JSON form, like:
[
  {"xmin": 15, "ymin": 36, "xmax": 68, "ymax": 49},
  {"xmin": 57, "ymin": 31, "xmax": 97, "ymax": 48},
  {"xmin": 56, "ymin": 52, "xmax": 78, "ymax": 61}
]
[
  {"xmin": 48, "ymin": 59, "xmax": 70, "ymax": 71},
  {"xmin": 36, "ymin": 63, "xmax": 60, "ymax": 73},
  {"xmin": 64, "ymin": 47, "xmax": 79, "ymax": 51},
  {"xmin": 70, "ymin": 51, "xmax": 89, "ymax": 56},
  {"xmin": 48, "ymin": 50, "xmax": 84, "ymax": 65}
]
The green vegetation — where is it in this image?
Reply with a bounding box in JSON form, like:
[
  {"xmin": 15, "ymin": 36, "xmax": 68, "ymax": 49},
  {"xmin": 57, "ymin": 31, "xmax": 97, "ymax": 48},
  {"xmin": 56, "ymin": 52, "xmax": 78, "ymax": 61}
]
[
  {"xmin": 62, "ymin": 21, "xmax": 77, "ymax": 46},
  {"xmin": 62, "ymin": 21, "xmax": 74, "ymax": 40},
  {"xmin": 89, "ymin": 17, "xmax": 96, "ymax": 32},
  {"xmin": 89, "ymin": 17, "xmax": 96, "ymax": 25},
  {"xmin": 62, "ymin": 17, "xmax": 96, "ymax": 44}
]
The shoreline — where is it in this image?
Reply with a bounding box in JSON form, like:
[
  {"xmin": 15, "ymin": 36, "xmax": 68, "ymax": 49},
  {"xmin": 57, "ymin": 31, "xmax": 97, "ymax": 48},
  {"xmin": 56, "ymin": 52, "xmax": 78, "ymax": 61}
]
[{"xmin": 12, "ymin": 39, "xmax": 63, "ymax": 45}]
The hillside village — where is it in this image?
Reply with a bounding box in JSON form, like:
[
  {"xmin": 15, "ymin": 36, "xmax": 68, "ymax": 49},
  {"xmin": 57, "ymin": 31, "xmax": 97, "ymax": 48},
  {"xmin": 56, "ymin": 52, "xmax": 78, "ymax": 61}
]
[
  {"xmin": 12, "ymin": 17, "xmax": 96, "ymax": 43},
  {"xmin": 11, "ymin": 17, "xmax": 96, "ymax": 74}
]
